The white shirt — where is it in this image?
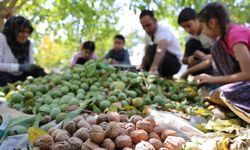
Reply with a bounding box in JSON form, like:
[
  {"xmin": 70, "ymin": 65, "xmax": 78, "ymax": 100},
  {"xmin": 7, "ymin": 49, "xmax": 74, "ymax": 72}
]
[
  {"xmin": 0, "ymin": 33, "xmax": 34, "ymax": 73},
  {"xmin": 187, "ymin": 33, "xmax": 214, "ymax": 49},
  {"xmin": 145, "ymin": 24, "xmax": 183, "ymax": 61}
]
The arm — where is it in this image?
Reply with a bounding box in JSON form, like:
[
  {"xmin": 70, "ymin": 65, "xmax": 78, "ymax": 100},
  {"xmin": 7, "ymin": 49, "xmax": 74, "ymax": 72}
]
[
  {"xmin": 150, "ymin": 40, "xmax": 168, "ymax": 74},
  {"xmin": 103, "ymin": 50, "xmax": 111, "ymax": 60},
  {"xmin": 119, "ymin": 50, "xmax": 130, "ymax": 64},
  {"xmin": 196, "ymin": 43, "xmax": 250, "ymax": 84},
  {"xmin": 181, "ymin": 55, "xmax": 212, "ymax": 79},
  {"xmin": 0, "ymin": 34, "xmax": 20, "ymax": 72}
]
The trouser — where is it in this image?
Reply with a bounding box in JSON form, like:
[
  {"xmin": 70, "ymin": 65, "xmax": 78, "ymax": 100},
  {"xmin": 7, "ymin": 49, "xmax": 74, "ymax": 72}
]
[
  {"xmin": 142, "ymin": 44, "xmax": 181, "ymax": 78},
  {"xmin": 0, "ymin": 68, "xmax": 46, "ymax": 86}
]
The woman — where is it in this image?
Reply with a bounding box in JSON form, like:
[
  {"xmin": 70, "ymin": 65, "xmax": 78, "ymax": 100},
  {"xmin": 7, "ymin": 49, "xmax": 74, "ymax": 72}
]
[
  {"xmin": 0, "ymin": 16, "xmax": 45, "ymax": 86},
  {"xmin": 195, "ymin": 2, "xmax": 250, "ymax": 112}
]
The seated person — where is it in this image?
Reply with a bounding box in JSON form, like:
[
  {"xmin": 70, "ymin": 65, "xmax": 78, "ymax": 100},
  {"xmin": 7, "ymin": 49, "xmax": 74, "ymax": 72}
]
[
  {"xmin": 195, "ymin": 2, "xmax": 250, "ymax": 113},
  {"xmin": 0, "ymin": 16, "xmax": 45, "ymax": 86},
  {"xmin": 178, "ymin": 8, "xmax": 214, "ymax": 78},
  {"xmin": 139, "ymin": 10, "xmax": 183, "ymax": 78},
  {"xmin": 103, "ymin": 34, "xmax": 130, "ymax": 65},
  {"xmin": 70, "ymin": 41, "xmax": 97, "ymax": 67}
]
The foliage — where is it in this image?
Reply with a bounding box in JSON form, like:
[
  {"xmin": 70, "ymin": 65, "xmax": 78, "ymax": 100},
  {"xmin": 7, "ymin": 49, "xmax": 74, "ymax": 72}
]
[{"xmin": 3, "ymin": 0, "xmax": 248, "ymax": 69}]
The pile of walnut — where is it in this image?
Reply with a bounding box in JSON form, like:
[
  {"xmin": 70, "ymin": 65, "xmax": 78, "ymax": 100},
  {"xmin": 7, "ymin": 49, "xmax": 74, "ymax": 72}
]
[{"xmin": 33, "ymin": 112, "xmax": 186, "ymax": 150}]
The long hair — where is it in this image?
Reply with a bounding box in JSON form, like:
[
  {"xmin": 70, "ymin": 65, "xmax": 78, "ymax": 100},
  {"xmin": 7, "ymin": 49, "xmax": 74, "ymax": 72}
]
[
  {"xmin": 2, "ymin": 16, "xmax": 33, "ymax": 63},
  {"xmin": 198, "ymin": 2, "xmax": 231, "ymax": 39}
]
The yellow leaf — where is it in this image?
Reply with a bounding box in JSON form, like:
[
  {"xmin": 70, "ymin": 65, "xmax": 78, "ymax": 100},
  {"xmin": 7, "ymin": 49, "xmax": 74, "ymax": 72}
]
[
  {"xmin": 28, "ymin": 127, "xmax": 46, "ymax": 145},
  {"xmin": 195, "ymin": 108, "xmax": 212, "ymax": 116}
]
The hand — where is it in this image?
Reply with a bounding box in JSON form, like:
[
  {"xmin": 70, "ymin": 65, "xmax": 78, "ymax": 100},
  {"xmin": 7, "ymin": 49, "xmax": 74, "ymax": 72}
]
[
  {"xmin": 194, "ymin": 50, "xmax": 206, "ymax": 60},
  {"xmin": 194, "ymin": 73, "xmax": 214, "ymax": 84},
  {"xmin": 19, "ymin": 64, "xmax": 37, "ymax": 73},
  {"xmin": 136, "ymin": 65, "xmax": 143, "ymax": 71},
  {"xmin": 187, "ymin": 56, "xmax": 196, "ymax": 67},
  {"xmin": 111, "ymin": 59, "xmax": 119, "ymax": 64},
  {"xmin": 180, "ymin": 71, "xmax": 189, "ymax": 79},
  {"xmin": 149, "ymin": 67, "xmax": 159, "ymax": 76}
]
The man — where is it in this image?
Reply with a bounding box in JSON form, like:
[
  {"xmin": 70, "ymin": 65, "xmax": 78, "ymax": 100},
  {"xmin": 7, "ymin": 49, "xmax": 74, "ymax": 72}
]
[{"xmin": 140, "ymin": 10, "xmax": 183, "ymax": 78}]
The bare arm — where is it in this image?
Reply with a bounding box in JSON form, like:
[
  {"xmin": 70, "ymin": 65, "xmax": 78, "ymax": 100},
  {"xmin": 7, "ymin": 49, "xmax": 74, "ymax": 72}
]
[
  {"xmin": 181, "ymin": 55, "xmax": 212, "ymax": 79},
  {"xmin": 196, "ymin": 43, "xmax": 250, "ymax": 84},
  {"xmin": 150, "ymin": 40, "xmax": 167, "ymax": 72}
]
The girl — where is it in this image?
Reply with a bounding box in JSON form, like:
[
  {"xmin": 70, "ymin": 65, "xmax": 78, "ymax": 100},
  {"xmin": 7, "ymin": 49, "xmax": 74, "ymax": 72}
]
[{"xmin": 195, "ymin": 2, "xmax": 250, "ymax": 112}]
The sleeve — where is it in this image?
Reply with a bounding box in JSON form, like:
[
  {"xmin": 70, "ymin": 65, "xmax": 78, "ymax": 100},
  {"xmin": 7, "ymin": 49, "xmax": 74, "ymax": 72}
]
[
  {"xmin": 103, "ymin": 50, "xmax": 112, "ymax": 60},
  {"xmin": 119, "ymin": 50, "xmax": 130, "ymax": 64},
  {"xmin": 228, "ymin": 30, "xmax": 249, "ymax": 52},
  {"xmin": 29, "ymin": 43, "xmax": 35, "ymax": 64},
  {"xmin": 0, "ymin": 34, "xmax": 20, "ymax": 73}
]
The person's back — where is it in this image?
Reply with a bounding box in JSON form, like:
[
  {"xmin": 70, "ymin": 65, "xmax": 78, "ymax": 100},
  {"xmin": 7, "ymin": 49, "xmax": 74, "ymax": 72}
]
[{"xmin": 103, "ymin": 34, "xmax": 130, "ymax": 65}]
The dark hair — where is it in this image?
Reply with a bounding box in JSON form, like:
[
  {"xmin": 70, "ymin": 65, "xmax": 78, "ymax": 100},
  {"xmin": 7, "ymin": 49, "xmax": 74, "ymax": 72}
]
[
  {"xmin": 2, "ymin": 16, "xmax": 33, "ymax": 63},
  {"xmin": 139, "ymin": 10, "xmax": 155, "ymax": 19},
  {"xmin": 178, "ymin": 7, "xmax": 197, "ymax": 25},
  {"xmin": 82, "ymin": 41, "xmax": 95, "ymax": 52},
  {"xmin": 198, "ymin": 2, "xmax": 231, "ymax": 39},
  {"xmin": 114, "ymin": 34, "xmax": 125, "ymax": 43}
]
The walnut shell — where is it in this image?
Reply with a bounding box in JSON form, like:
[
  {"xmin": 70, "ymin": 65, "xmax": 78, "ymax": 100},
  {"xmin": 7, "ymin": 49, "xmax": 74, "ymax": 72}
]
[
  {"xmin": 115, "ymin": 133, "xmax": 133, "ymax": 148},
  {"xmin": 99, "ymin": 122, "xmax": 109, "ymax": 130},
  {"xmin": 55, "ymin": 131, "xmax": 70, "ymax": 142},
  {"xmin": 48, "ymin": 128, "xmax": 58, "ymax": 135},
  {"xmin": 159, "ymin": 148, "xmax": 168, "ymax": 150},
  {"xmin": 89, "ymin": 125, "xmax": 106, "ymax": 144},
  {"xmin": 73, "ymin": 127, "xmax": 89, "ymax": 142},
  {"xmin": 129, "ymin": 115, "xmax": 143, "ymax": 125},
  {"xmin": 130, "ymin": 130, "xmax": 148, "ymax": 144},
  {"xmin": 67, "ymin": 105, "xmax": 79, "ymax": 112},
  {"xmin": 120, "ymin": 122, "xmax": 127, "ymax": 129},
  {"xmin": 153, "ymin": 126, "xmax": 165, "ymax": 136},
  {"xmin": 161, "ymin": 130, "xmax": 176, "ymax": 141},
  {"xmin": 120, "ymin": 114, "xmax": 129, "ymax": 122},
  {"xmin": 148, "ymin": 138, "xmax": 163, "ymax": 150},
  {"xmin": 144, "ymin": 117, "xmax": 156, "ymax": 127},
  {"xmin": 50, "ymin": 141, "xmax": 72, "ymax": 150},
  {"xmin": 125, "ymin": 123, "xmax": 136, "ymax": 135},
  {"xmin": 72, "ymin": 115, "xmax": 84, "ymax": 124},
  {"xmin": 136, "ymin": 120, "xmax": 153, "ymax": 133},
  {"xmin": 135, "ymin": 141, "xmax": 155, "ymax": 150},
  {"xmin": 64, "ymin": 121, "xmax": 77, "ymax": 135},
  {"xmin": 34, "ymin": 134, "xmax": 54, "ymax": 150},
  {"xmin": 86, "ymin": 116, "xmax": 97, "ymax": 125},
  {"xmin": 51, "ymin": 129, "xmax": 66, "ymax": 139},
  {"xmin": 32, "ymin": 147, "xmax": 40, "ymax": 150},
  {"xmin": 108, "ymin": 112, "xmax": 120, "ymax": 122},
  {"xmin": 77, "ymin": 120, "xmax": 91, "ymax": 130},
  {"xmin": 122, "ymin": 147, "xmax": 133, "ymax": 150},
  {"xmin": 101, "ymin": 138, "xmax": 115, "ymax": 150},
  {"xmin": 81, "ymin": 139, "xmax": 100, "ymax": 150},
  {"xmin": 149, "ymin": 132, "xmax": 161, "ymax": 141},
  {"xmin": 163, "ymin": 136, "xmax": 186, "ymax": 150},
  {"xmin": 106, "ymin": 122, "xmax": 121, "ymax": 138},
  {"xmin": 40, "ymin": 115, "xmax": 52, "ymax": 125},
  {"xmin": 68, "ymin": 137, "xmax": 83, "ymax": 150},
  {"xmin": 97, "ymin": 114, "xmax": 109, "ymax": 124}
]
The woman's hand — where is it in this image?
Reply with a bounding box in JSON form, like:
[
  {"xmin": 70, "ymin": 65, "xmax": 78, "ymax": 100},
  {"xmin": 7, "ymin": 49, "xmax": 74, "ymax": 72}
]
[{"xmin": 195, "ymin": 73, "xmax": 215, "ymax": 84}]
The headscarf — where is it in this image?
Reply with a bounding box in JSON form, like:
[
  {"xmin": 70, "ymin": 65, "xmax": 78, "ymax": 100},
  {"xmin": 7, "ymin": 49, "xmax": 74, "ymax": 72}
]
[{"xmin": 2, "ymin": 16, "xmax": 33, "ymax": 63}]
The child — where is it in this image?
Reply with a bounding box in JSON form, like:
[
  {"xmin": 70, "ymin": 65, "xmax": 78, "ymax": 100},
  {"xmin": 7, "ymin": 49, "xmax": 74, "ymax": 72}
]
[
  {"xmin": 103, "ymin": 34, "xmax": 130, "ymax": 65},
  {"xmin": 71, "ymin": 41, "xmax": 97, "ymax": 67},
  {"xmin": 178, "ymin": 8, "xmax": 213, "ymax": 77},
  {"xmin": 195, "ymin": 2, "xmax": 250, "ymax": 112}
]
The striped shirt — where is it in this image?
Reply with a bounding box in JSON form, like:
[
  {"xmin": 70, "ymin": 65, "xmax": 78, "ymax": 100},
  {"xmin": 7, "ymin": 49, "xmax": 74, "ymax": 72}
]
[{"xmin": 0, "ymin": 33, "xmax": 34, "ymax": 73}]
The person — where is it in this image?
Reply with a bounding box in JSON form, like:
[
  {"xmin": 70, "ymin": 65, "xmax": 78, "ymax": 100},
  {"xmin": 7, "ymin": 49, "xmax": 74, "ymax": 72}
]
[
  {"xmin": 70, "ymin": 41, "xmax": 98, "ymax": 67},
  {"xmin": 178, "ymin": 8, "xmax": 214, "ymax": 77},
  {"xmin": 139, "ymin": 10, "xmax": 183, "ymax": 78},
  {"xmin": 0, "ymin": 16, "xmax": 45, "ymax": 86},
  {"xmin": 103, "ymin": 34, "xmax": 130, "ymax": 65},
  {"xmin": 195, "ymin": 2, "xmax": 250, "ymax": 112}
]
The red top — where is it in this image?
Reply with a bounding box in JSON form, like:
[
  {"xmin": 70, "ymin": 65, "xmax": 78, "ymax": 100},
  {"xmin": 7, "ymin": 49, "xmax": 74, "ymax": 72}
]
[{"xmin": 220, "ymin": 24, "xmax": 250, "ymax": 56}]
